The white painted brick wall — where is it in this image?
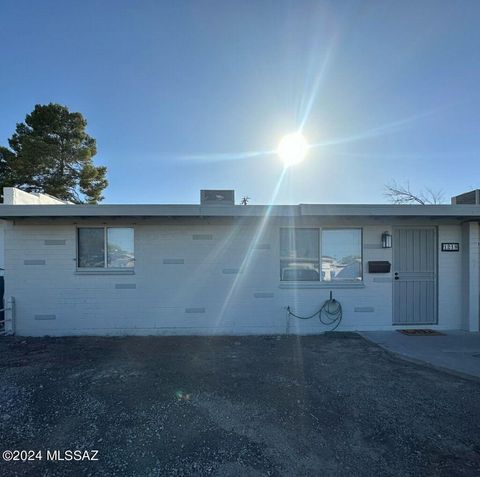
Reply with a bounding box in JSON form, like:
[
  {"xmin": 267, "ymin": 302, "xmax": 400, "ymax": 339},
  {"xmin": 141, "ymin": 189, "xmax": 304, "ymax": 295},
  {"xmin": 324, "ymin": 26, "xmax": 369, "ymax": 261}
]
[
  {"xmin": 4, "ymin": 221, "xmax": 465, "ymax": 336},
  {"xmin": 3, "ymin": 187, "xmax": 69, "ymax": 205},
  {"xmin": 438, "ymin": 225, "xmax": 463, "ymax": 328}
]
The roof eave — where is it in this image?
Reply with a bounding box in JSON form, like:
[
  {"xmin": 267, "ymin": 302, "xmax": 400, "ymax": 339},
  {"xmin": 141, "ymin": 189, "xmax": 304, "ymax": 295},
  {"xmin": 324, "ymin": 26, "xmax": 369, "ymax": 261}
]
[{"xmin": 0, "ymin": 203, "xmax": 479, "ymax": 219}]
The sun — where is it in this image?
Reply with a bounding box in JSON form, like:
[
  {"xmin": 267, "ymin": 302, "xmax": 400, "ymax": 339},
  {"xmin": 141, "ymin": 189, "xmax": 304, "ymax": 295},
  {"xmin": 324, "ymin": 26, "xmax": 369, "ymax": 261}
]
[{"xmin": 277, "ymin": 132, "xmax": 308, "ymax": 167}]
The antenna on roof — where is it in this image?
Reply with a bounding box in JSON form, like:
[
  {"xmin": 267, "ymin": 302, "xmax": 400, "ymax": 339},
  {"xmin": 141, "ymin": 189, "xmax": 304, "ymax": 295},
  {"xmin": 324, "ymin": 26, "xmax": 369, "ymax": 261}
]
[{"xmin": 241, "ymin": 196, "xmax": 250, "ymax": 205}]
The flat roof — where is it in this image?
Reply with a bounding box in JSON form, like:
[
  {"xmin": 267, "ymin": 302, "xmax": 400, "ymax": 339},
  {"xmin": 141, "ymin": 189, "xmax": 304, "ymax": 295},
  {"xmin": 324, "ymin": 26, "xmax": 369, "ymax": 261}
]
[{"xmin": 1, "ymin": 203, "xmax": 480, "ymax": 219}]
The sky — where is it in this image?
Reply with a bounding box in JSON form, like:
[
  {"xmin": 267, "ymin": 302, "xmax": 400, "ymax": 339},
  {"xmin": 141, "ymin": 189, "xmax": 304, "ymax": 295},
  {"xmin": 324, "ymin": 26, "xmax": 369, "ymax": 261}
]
[{"xmin": 0, "ymin": 0, "xmax": 479, "ymax": 205}]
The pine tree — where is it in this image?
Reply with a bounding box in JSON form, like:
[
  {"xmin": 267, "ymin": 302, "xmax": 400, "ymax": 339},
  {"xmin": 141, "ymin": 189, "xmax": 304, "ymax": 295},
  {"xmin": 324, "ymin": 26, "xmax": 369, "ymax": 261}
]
[{"xmin": 0, "ymin": 103, "xmax": 107, "ymax": 203}]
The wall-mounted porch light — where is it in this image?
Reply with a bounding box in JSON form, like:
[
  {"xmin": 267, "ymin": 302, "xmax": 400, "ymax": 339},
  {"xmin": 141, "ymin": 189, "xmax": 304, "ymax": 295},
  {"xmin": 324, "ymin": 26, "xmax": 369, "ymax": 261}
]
[{"xmin": 382, "ymin": 231, "xmax": 392, "ymax": 249}]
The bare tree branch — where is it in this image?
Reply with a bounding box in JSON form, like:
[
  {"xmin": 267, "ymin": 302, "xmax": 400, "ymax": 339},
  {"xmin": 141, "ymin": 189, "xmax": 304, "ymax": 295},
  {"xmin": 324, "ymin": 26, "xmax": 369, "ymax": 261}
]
[
  {"xmin": 384, "ymin": 181, "xmax": 445, "ymax": 205},
  {"xmin": 423, "ymin": 186, "xmax": 445, "ymax": 205}
]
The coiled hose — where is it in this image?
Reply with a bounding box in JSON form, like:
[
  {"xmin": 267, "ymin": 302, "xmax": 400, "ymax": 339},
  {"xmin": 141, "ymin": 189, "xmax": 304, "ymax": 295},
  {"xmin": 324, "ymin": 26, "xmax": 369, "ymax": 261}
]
[{"xmin": 286, "ymin": 292, "xmax": 342, "ymax": 331}]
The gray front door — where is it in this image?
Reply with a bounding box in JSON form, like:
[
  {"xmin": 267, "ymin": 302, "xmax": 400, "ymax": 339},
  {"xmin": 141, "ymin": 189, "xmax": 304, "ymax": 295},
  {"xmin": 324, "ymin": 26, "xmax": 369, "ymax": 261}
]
[{"xmin": 393, "ymin": 227, "xmax": 437, "ymax": 325}]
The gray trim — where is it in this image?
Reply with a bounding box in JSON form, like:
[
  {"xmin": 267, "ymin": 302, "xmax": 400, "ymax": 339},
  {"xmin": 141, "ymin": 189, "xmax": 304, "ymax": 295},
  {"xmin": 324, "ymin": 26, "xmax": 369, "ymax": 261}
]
[
  {"xmin": 222, "ymin": 268, "xmax": 241, "ymax": 274},
  {"xmin": 163, "ymin": 258, "xmax": 184, "ymax": 264},
  {"xmin": 364, "ymin": 244, "xmax": 383, "ymax": 249},
  {"xmin": 2, "ymin": 203, "xmax": 480, "ymax": 220},
  {"xmin": 192, "ymin": 234, "xmax": 213, "ymax": 240},
  {"xmin": 279, "ymin": 282, "xmax": 365, "ymax": 289},
  {"xmin": 115, "ymin": 283, "xmax": 136, "ymax": 289},
  {"xmin": 44, "ymin": 239, "xmax": 66, "ymax": 245},
  {"xmin": 354, "ymin": 307, "xmax": 375, "ymax": 313},
  {"xmin": 254, "ymin": 292, "xmax": 274, "ymax": 298},
  {"xmin": 185, "ymin": 307, "xmax": 205, "ymax": 313},
  {"xmin": 393, "ymin": 321, "xmax": 438, "ymax": 326},
  {"xmin": 34, "ymin": 314, "xmax": 56, "ymax": 320},
  {"xmin": 300, "ymin": 204, "xmax": 480, "ymax": 218},
  {"xmin": 24, "ymin": 259, "xmax": 45, "ymax": 265},
  {"xmin": 75, "ymin": 269, "xmax": 135, "ymax": 276}
]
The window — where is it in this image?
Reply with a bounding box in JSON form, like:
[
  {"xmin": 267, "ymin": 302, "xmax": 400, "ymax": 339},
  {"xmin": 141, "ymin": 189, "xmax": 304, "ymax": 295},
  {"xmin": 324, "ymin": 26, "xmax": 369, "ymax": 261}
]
[
  {"xmin": 107, "ymin": 228, "xmax": 135, "ymax": 268},
  {"xmin": 77, "ymin": 227, "xmax": 134, "ymax": 269},
  {"xmin": 321, "ymin": 229, "xmax": 362, "ymax": 281},
  {"xmin": 280, "ymin": 228, "xmax": 362, "ymax": 282},
  {"xmin": 280, "ymin": 228, "xmax": 320, "ymax": 281}
]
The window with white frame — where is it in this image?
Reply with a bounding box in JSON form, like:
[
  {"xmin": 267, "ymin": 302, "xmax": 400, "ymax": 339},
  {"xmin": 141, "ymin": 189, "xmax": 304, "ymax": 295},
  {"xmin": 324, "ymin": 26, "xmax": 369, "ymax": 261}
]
[
  {"xmin": 77, "ymin": 227, "xmax": 134, "ymax": 268},
  {"xmin": 280, "ymin": 227, "xmax": 362, "ymax": 281}
]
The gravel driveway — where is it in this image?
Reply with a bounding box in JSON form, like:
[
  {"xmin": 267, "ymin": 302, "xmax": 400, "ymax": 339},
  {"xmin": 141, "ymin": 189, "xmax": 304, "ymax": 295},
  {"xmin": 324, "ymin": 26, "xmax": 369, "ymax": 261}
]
[{"xmin": 1, "ymin": 333, "xmax": 480, "ymax": 476}]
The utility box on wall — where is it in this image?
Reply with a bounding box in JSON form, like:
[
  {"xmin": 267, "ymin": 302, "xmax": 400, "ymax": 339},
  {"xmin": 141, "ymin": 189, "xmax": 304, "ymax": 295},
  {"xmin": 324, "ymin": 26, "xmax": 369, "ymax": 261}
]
[{"xmin": 368, "ymin": 261, "xmax": 391, "ymax": 273}]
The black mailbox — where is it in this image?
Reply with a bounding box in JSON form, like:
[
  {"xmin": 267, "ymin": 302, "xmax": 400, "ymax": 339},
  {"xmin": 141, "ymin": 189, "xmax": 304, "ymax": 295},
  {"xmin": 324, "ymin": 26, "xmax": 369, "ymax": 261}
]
[{"xmin": 368, "ymin": 261, "xmax": 391, "ymax": 273}]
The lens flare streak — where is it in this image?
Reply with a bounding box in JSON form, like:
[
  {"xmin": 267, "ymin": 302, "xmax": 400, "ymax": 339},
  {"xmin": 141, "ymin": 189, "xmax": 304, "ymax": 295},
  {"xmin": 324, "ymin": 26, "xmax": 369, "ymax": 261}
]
[
  {"xmin": 182, "ymin": 149, "xmax": 276, "ymax": 163},
  {"xmin": 215, "ymin": 167, "xmax": 288, "ymax": 328},
  {"xmin": 308, "ymin": 110, "xmax": 439, "ymax": 150},
  {"xmin": 297, "ymin": 45, "xmax": 333, "ymax": 132}
]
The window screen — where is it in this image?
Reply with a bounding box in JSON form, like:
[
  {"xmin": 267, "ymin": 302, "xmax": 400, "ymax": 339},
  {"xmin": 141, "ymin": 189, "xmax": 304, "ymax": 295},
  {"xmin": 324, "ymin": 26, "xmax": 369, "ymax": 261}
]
[
  {"xmin": 280, "ymin": 228, "xmax": 319, "ymax": 281},
  {"xmin": 78, "ymin": 228, "xmax": 105, "ymax": 268}
]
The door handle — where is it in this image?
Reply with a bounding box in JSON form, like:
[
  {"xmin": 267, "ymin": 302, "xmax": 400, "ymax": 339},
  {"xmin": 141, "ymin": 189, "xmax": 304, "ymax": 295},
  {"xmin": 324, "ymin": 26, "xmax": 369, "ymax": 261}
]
[{"xmin": 394, "ymin": 272, "xmax": 399, "ymax": 280}]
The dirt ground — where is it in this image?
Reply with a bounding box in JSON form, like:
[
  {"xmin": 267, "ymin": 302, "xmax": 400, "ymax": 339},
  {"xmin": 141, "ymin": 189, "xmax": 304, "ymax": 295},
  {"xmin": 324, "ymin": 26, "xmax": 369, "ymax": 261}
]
[{"xmin": 0, "ymin": 333, "xmax": 480, "ymax": 476}]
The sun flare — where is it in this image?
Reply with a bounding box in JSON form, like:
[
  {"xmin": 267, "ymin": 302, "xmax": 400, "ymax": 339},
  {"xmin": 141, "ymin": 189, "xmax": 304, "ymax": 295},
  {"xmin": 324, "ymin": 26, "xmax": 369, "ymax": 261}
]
[{"xmin": 277, "ymin": 132, "xmax": 308, "ymax": 167}]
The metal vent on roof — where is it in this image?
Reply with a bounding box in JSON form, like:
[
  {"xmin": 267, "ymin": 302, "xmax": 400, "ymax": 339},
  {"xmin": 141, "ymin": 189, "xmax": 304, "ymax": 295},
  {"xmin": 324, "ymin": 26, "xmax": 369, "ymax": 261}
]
[{"xmin": 200, "ymin": 190, "xmax": 235, "ymax": 206}]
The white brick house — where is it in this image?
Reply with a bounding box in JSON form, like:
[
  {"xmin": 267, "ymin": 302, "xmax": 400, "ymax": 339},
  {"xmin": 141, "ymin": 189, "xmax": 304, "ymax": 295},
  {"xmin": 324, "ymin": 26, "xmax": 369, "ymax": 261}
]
[{"xmin": 0, "ymin": 188, "xmax": 479, "ymax": 336}]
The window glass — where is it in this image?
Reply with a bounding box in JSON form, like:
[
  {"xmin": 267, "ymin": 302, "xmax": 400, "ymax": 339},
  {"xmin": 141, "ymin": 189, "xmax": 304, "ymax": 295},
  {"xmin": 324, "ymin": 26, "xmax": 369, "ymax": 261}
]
[
  {"xmin": 322, "ymin": 229, "xmax": 362, "ymax": 281},
  {"xmin": 78, "ymin": 228, "xmax": 105, "ymax": 268},
  {"xmin": 107, "ymin": 228, "xmax": 134, "ymax": 268},
  {"xmin": 280, "ymin": 228, "xmax": 319, "ymax": 281}
]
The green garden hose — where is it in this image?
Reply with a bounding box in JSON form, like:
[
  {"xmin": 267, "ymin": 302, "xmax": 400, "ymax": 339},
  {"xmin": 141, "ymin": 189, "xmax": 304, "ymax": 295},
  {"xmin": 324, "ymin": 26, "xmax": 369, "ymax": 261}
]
[{"xmin": 286, "ymin": 292, "xmax": 343, "ymax": 331}]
